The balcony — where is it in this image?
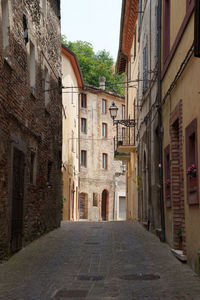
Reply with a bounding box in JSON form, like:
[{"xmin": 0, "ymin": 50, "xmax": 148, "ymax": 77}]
[{"xmin": 114, "ymin": 126, "xmax": 136, "ymax": 161}]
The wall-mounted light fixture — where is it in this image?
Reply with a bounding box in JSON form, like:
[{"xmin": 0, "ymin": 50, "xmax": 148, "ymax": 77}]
[{"xmin": 109, "ymin": 102, "xmax": 136, "ymax": 127}]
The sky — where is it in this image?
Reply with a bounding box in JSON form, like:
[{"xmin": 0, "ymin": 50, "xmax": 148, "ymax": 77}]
[{"xmin": 61, "ymin": 0, "xmax": 122, "ymax": 61}]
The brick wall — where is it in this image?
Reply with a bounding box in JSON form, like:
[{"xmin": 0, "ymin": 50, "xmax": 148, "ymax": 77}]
[
  {"xmin": 170, "ymin": 100, "xmax": 186, "ymax": 251},
  {"xmin": 0, "ymin": 0, "xmax": 62, "ymax": 260}
]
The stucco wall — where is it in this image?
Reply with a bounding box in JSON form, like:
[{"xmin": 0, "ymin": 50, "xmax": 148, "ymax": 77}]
[
  {"xmin": 162, "ymin": 6, "xmax": 200, "ymax": 273},
  {"xmin": 79, "ymin": 89, "xmax": 126, "ymax": 221}
]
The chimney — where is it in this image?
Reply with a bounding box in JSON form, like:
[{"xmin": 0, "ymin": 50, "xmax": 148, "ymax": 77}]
[{"xmin": 99, "ymin": 76, "xmax": 106, "ymax": 90}]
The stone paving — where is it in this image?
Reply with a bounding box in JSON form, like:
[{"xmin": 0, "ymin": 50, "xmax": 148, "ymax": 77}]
[{"xmin": 0, "ymin": 221, "xmax": 200, "ymax": 300}]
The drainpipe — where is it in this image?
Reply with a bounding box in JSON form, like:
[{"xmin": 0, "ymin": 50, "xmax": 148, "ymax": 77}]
[{"xmin": 158, "ymin": 0, "xmax": 165, "ymax": 241}]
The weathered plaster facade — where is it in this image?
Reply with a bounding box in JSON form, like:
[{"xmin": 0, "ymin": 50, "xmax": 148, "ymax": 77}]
[
  {"xmin": 79, "ymin": 86, "xmax": 126, "ymax": 221},
  {"xmin": 0, "ymin": 0, "xmax": 62, "ymax": 260},
  {"xmin": 116, "ymin": 0, "xmax": 138, "ymax": 221},
  {"xmin": 61, "ymin": 45, "xmax": 83, "ymax": 221}
]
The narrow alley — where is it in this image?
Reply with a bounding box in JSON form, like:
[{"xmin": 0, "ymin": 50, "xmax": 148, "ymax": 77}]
[{"xmin": 0, "ymin": 221, "xmax": 200, "ymax": 300}]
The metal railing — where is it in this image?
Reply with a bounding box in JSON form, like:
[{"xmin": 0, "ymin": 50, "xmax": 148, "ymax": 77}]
[{"xmin": 114, "ymin": 125, "xmax": 136, "ymax": 152}]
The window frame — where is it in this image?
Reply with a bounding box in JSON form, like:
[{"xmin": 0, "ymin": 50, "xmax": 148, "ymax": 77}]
[
  {"xmin": 163, "ymin": 0, "xmax": 171, "ymax": 64},
  {"xmin": 102, "ymin": 153, "xmax": 108, "ymax": 170},
  {"xmin": 102, "ymin": 99, "xmax": 107, "ymax": 114},
  {"xmin": 81, "ymin": 93, "xmax": 87, "ymax": 108},
  {"xmin": 93, "ymin": 193, "xmax": 98, "ymax": 207},
  {"xmin": 122, "ymin": 105, "xmax": 125, "ymax": 119},
  {"xmin": 81, "ymin": 150, "xmax": 87, "ymax": 168},
  {"xmin": 102, "ymin": 123, "xmax": 107, "ymax": 138},
  {"xmin": 81, "ymin": 118, "xmax": 87, "ymax": 134},
  {"xmin": 143, "ymin": 43, "xmax": 148, "ymax": 92},
  {"xmin": 185, "ymin": 118, "xmax": 199, "ymax": 205}
]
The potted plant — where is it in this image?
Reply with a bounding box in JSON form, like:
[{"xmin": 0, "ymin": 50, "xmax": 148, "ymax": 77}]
[{"xmin": 187, "ymin": 164, "xmax": 197, "ymax": 189}]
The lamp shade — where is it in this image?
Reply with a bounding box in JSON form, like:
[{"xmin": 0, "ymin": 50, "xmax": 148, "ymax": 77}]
[{"xmin": 109, "ymin": 102, "xmax": 118, "ymax": 120}]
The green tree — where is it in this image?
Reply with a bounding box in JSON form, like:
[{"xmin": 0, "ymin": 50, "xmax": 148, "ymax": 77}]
[{"xmin": 62, "ymin": 35, "xmax": 125, "ymax": 95}]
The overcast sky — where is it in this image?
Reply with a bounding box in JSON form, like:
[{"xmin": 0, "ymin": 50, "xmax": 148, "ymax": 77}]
[{"xmin": 61, "ymin": 0, "xmax": 122, "ymax": 61}]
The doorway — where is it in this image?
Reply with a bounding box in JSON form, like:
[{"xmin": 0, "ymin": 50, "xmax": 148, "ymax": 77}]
[
  {"xmin": 79, "ymin": 193, "xmax": 88, "ymax": 219},
  {"xmin": 102, "ymin": 190, "xmax": 108, "ymax": 221},
  {"xmin": 11, "ymin": 147, "xmax": 25, "ymax": 253}
]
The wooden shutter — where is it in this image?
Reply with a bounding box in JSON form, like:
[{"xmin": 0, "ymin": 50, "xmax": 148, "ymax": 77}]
[{"xmin": 194, "ymin": 0, "xmax": 200, "ymax": 57}]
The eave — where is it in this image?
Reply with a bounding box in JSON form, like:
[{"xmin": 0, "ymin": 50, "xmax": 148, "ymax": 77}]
[
  {"xmin": 116, "ymin": 0, "xmax": 138, "ymax": 74},
  {"xmin": 61, "ymin": 44, "xmax": 84, "ymax": 87}
]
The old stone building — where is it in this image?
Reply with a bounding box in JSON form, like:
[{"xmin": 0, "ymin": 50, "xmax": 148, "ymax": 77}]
[
  {"xmin": 79, "ymin": 84, "xmax": 126, "ymax": 221},
  {"xmin": 0, "ymin": 0, "xmax": 62, "ymax": 260}
]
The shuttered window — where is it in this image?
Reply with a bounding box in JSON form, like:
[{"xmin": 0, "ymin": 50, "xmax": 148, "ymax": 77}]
[
  {"xmin": 143, "ymin": 44, "xmax": 148, "ymax": 91},
  {"xmin": 163, "ymin": 0, "xmax": 170, "ymax": 63}
]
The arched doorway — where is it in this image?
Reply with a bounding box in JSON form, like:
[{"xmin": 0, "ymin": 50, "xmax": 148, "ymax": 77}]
[{"xmin": 102, "ymin": 190, "xmax": 109, "ymax": 221}]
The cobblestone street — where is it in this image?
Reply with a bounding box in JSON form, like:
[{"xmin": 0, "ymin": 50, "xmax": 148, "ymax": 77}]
[{"xmin": 0, "ymin": 221, "xmax": 200, "ymax": 300}]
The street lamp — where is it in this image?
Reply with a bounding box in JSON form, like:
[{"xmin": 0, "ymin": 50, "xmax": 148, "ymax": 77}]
[
  {"xmin": 109, "ymin": 102, "xmax": 118, "ymax": 121},
  {"xmin": 109, "ymin": 102, "xmax": 136, "ymax": 127}
]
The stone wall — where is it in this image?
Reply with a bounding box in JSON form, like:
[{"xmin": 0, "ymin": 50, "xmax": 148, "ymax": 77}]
[{"xmin": 0, "ymin": 0, "xmax": 62, "ymax": 260}]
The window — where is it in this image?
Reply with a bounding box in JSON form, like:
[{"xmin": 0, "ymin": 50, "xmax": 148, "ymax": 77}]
[
  {"xmin": 102, "ymin": 99, "xmax": 107, "ymax": 114},
  {"xmin": 122, "ymin": 105, "xmax": 125, "ymax": 119},
  {"xmin": 102, "ymin": 123, "xmax": 107, "ymax": 138},
  {"xmin": 81, "ymin": 93, "xmax": 87, "ymax": 108},
  {"xmin": 163, "ymin": 0, "xmax": 170, "ymax": 63},
  {"xmin": 138, "ymin": 0, "xmax": 142, "ymax": 41},
  {"xmin": 1, "ymin": 0, "xmax": 9, "ymax": 50},
  {"xmin": 185, "ymin": 119, "xmax": 199, "ymax": 205},
  {"xmin": 164, "ymin": 145, "xmax": 171, "ymax": 208},
  {"xmin": 44, "ymin": 67, "xmax": 49, "ymax": 106},
  {"xmin": 81, "ymin": 118, "xmax": 87, "ymax": 133},
  {"xmin": 102, "ymin": 153, "xmax": 108, "ymax": 169},
  {"xmin": 93, "ymin": 193, "xmax": 98, "ymax": 207},
  {"xmin": 134, "ymin": 27, "xmax": 137, "ymax": 60},
  {"xmin": 30, "ymin": 152, "xmax": 36, "ymax": 185},
  {"xmin": 30, "ymin": 41, "xmax": 36, "ymax": 94},
  {"xmin": 143, "ymin": 44, "xmax": 148, "ymax": 91},
  {"xmin": 81, "ymin": 150, "xmax": 87, "ymax": 167}
]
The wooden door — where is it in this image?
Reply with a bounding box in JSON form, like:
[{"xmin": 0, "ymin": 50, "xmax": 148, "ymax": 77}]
[
  {"xmin": 102, "ymin": 190, "xmax": 108, "ymax": 221},
  {"xmin": 11, "ymin": 148, "xmax": 25, "ymax": 253},
  {"xmin": 79, "ymin": 193, "xmax": 85, "ymax": 219}
]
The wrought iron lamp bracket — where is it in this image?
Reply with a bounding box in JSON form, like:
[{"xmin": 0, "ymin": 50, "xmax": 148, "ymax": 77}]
[{"xmin": 113, "ymin": 119, "xmax": 136, "ymax": 127}]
